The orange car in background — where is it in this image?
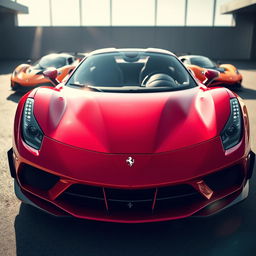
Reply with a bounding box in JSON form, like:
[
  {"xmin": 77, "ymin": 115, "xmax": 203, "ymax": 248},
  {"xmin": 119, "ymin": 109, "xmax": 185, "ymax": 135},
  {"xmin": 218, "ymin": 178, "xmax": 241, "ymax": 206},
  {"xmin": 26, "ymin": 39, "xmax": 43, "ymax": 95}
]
[
  {"xmin": 179, "ymin": 55, "xmax": 243, "ymax": 88},
  {"xmin": 11, "ymin": 53, "xmax": 80, "ymax": 91}
]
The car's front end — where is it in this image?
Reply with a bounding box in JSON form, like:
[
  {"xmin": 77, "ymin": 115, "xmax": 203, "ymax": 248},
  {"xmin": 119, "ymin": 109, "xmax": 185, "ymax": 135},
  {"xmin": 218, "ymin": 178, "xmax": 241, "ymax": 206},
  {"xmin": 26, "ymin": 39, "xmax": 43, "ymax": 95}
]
[
  {"xmin": 179, "ymin": 55, "xmax": 243, "ymax": 88},
  {"xmin": 11, "ymin": 64, "xmax": 57, "ymax": 90},
  {"xmin": 11, "ymin": 54, "xmax": 76, "ymax": 91},
  {"xmin": 8, "ymin": 49, "xmax": 254, "ymax": 223},
  {"xmin": 8, "ymin": 136, "xmax": 255, "ymax": 222},
  {"xmin": 211, "ymin": 64, "xmax": 243, "ymax": 88}
]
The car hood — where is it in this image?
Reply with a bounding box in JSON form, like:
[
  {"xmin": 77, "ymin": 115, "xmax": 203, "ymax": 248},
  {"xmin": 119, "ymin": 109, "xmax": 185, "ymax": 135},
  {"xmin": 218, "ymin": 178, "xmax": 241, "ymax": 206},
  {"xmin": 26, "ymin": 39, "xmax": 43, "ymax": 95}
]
[
  {"xmin": 33, "ymin": 86, "xmax": 230, "ymax": 153},
  {"xmin": 15, "ymin": 64, "xmax": 43, "ymax": 78}
]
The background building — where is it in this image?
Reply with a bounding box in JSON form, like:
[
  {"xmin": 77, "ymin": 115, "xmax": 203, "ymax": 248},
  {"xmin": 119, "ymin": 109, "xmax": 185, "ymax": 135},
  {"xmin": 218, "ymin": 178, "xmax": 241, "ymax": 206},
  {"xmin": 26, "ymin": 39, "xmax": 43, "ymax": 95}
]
[{"xmin": 0, "ymin": 0, "xmax": 255, "ymax": 60}]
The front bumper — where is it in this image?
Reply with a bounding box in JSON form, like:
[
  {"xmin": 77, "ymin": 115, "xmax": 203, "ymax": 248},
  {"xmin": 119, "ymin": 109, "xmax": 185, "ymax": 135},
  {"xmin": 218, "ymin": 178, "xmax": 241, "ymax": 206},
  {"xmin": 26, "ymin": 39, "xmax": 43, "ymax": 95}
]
[
  {"xmin": 13, "ymin": 178, "xmax": 251, "ymax": 221},
  {"xmin": 7, "ymin": 136, "xmax": 255, "ymax": 223},
  {"xmin": 211, "ymin": 74, "xmax": 243, "ymax": 87},
  {"xmin": 11, "ymin": 76, "xmax": 54, "ymax": 89}
]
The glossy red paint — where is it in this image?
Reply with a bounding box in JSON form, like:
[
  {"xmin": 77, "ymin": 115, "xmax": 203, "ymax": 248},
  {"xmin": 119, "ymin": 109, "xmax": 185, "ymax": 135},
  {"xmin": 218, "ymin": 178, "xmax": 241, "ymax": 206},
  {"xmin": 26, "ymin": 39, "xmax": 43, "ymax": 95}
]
[
  {"xmin": 14, "ymin": 132, "xmax": 248, "ymax": 186},
  {"xmin": 10, "ymin": 84, "xmax": 252, "ymax": 222},
  {"xmin": 32, "ymin": 86, "xmax": 231, "ymax": 154},
  {"xmin": 203, "ymin": 69, "xmax": 220, "ymax": 86},
  {"xmin": 9, "ymin": 49, "xmax": 253, "ymax": 223},
  {"xmin": 43, "ymin": 67, "xmax": 58, "ymax": 80}
]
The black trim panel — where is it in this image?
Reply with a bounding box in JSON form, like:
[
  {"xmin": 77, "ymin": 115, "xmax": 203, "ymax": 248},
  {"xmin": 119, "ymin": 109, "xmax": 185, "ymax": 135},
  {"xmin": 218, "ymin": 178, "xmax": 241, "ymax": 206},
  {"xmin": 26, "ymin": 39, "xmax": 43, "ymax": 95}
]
[{"xmin": 7, "ymin": 148, "xmax": 16, "ymax": 178}]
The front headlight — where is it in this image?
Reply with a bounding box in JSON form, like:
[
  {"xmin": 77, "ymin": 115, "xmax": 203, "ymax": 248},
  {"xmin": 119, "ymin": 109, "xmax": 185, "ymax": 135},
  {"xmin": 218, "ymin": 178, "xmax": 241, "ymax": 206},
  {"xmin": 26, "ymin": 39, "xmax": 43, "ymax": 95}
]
[
  {"xmin": 22, "ymin": 98, "xmax": 44, "ymax": 150},
  {"xmin": 221, "ymin": 98, "xmax": 242, "ymax": 150}
]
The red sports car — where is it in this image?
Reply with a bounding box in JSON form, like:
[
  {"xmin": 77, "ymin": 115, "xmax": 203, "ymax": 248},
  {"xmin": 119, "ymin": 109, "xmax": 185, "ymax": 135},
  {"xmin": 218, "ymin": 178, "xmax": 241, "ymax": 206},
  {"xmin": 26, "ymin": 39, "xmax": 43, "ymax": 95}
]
[{"xmin": 8, "ymin": 48, "xmax": 254, "ymax": 223}]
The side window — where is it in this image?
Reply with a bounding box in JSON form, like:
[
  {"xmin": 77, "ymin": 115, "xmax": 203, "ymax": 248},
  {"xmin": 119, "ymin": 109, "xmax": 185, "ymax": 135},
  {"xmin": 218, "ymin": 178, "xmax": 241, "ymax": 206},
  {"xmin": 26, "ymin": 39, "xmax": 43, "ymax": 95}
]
[
  {"xmin": 180, "ymin": 58, "xmax": 189, "ymax": 65},
  {"xmin": 67, "ymin": 57, "xmax": 74, "ymax": 65}
]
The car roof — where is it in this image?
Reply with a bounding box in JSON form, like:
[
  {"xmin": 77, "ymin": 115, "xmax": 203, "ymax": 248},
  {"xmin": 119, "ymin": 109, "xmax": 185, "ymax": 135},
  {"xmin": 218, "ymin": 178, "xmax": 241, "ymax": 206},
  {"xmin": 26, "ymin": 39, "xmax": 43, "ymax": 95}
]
[
  {"xmin": 88, "ymin": 48, "xmax": 176, "ymax": 57},
  {"xmin": 43, "ymin": 53, "xmax": 74, "ymax": 59},
  {"xmin": 179, "ymin": 55, "xmax": 209, "ymax": 59}
]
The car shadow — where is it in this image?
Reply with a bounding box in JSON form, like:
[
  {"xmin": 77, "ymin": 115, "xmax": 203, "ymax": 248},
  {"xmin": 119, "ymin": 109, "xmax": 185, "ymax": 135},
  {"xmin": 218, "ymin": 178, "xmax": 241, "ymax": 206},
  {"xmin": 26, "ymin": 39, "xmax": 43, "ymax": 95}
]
[
  {"xmin": 0, "ymin": 60, "xmax": 26, "ymax": 75},
  {"xmin": 6, "ymin": 91, "xmax": 26, "ymax": 103},
  {"xmin": 235, "ymin": 87, "xmax": 256, "ymax": 100},
  {"xmin": 14, "ymin": 192, "xmax": 256, "ymax": 256}
]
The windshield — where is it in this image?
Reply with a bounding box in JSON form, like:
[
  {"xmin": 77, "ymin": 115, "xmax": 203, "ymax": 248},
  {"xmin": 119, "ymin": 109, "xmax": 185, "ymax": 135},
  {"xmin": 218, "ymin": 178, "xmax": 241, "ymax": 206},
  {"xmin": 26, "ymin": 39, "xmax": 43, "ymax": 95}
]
[
  {"xmin": 67, "ymin": 51, "xmax": 197, "ymax": 92},
  {"xmin": 34, "ymin": 55, "xmax": 67, "ymax": 69},
  {"xmin": 190, "ymin": 56, "xmax": 215, "ymax": 69}
]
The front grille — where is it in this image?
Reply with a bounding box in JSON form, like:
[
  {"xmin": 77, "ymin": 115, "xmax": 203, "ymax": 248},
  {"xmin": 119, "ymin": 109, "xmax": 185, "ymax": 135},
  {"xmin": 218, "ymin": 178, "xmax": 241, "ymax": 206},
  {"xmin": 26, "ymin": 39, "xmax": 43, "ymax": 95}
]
[
  {"xmin": 155, "ymin": 184, "xmax": 201, "ymax": 212},
  {"xmin": 56, "ymin": 164, "xmax": 244, "ymax": 216},
  {"xmin": 106, "ymin": 188, "xmax": 155, "ymax": 213},
  {"xmin": 204, "ymin": 164, "xmax": 244, "ymax": 191},
  {"xmin": 58, "ymin": 183, "xmax": 200, "ymax": 214},
  {"xmin": 58, "ymin": 192, "xmax": 106, "ymax": 210},
  {"xmin": 65, "ymin": 184, "xmax": 103, "ymax": 199},
  {"xmin": 157, "ymin": 184, "xmax": 196, "ymax": 199},
  {"xmin": 106, "ymin": 187, "xmax": 155, "ymax": 201},
  {"xmin": 20, "ymin": 162, "xmax": 245, "ymax": 218},
  {"xmin": 19, "ymin": 164, "xmax": 59, "ymax": 191},
  {"xmin": 155, "ymin": 193, "xmax": 201, "ymax": 212},
  {"xmin": 58, "ymin": 184, "xmax": 106, "ymax": 210},
  {"xmin": 108, "ymin": 198, "xmax": 153, "ymax": 213}
]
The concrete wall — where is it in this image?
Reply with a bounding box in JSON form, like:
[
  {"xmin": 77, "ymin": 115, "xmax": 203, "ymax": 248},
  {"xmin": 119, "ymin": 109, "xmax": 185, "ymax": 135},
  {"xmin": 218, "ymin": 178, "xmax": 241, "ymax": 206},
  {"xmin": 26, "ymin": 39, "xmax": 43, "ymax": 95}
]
[
  {"xmin": 0, "ymin": 15, "xmax": 255, "ymax": 60},
  {"xmin": 250, "ymin": 15, "xmax": 256, "ymax": 59},
  {"xmin": 0, "ymin": 12, "xmax": 16, "ymax": 28},
  {"xmin": 234, "ymin": 12, "xmax": 256, "ymax": 60}
]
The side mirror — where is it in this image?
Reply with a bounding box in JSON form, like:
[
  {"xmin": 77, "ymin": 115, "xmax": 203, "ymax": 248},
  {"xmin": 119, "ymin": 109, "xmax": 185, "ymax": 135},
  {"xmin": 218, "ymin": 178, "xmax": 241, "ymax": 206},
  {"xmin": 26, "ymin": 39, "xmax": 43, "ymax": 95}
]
[
  {"xmin": 27, "ymin": 59, "xmax": 32, "ymax": 64},
  {"xmin": 203, "ymin": 69, "xmax": 219, "ymax": 86},
  {"xmin": 43, "ymin": 67, "xmax": 59, "ymax": 85}
]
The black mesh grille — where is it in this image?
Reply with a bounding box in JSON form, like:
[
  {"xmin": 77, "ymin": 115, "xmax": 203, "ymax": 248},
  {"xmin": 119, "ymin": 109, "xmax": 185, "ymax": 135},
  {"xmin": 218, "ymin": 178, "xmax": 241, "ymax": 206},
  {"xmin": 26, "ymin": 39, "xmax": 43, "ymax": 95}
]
[
  {"xmin": 64, "ymin": 184, "xmax": 103, "ymax": 199},
  {"xmin": 157, "ymin": 184, "xmax": 197, "ymax": 199},
  {"xmin": 154, "ymin": 185, "xmax": 201, "ymax": 212},
  {"xmin": 108, "ymin": 199, "xmax": 153, "ymax": 213},
  {"xmin": 106, "ymin": 188, "xmax": 155, "ymax": 213},
  {"xmin": 204, "ymin": 164, "xmax": 244, "ymax": 191},
  {"xmin": 155, "ymin": 193, "xmax": 202, "ymax": 212},
  {"xmin": 56, "ymin": 164, "xmax": 244, "ymax": 216},
  {"xmin": 59, "ymin": 183, "xmax": 200, "ymax": 214},
  {"xmin": 58, "ymin": 192, "xmax": 106, "ymax": 210},
  {"xmin": 58, "ymin": 184, "xmax": 106, "ymax": 210},
  {"xmin": 106, "ymin": 188, "xmax": 155, "ymax": 201},
  {"xmin": 19, "ymin": 164, "xmax": 59, "ymax": 191}
]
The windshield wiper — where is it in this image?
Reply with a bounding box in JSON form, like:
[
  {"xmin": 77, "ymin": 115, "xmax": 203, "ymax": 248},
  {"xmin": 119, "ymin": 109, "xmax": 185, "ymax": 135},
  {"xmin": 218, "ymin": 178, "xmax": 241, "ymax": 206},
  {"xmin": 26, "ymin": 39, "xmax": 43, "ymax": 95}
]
[{"xmin": 69, "ymin": 83, "xmax": 103, "ymax": 92}]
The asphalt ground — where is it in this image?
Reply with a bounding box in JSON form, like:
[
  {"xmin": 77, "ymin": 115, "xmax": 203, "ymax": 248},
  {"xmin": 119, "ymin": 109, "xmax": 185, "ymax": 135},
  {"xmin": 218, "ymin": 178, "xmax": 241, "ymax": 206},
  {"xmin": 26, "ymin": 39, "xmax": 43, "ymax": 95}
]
[{"xmin": 0, "ymin": 60, "xmax": 256, "ymax": 256}]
